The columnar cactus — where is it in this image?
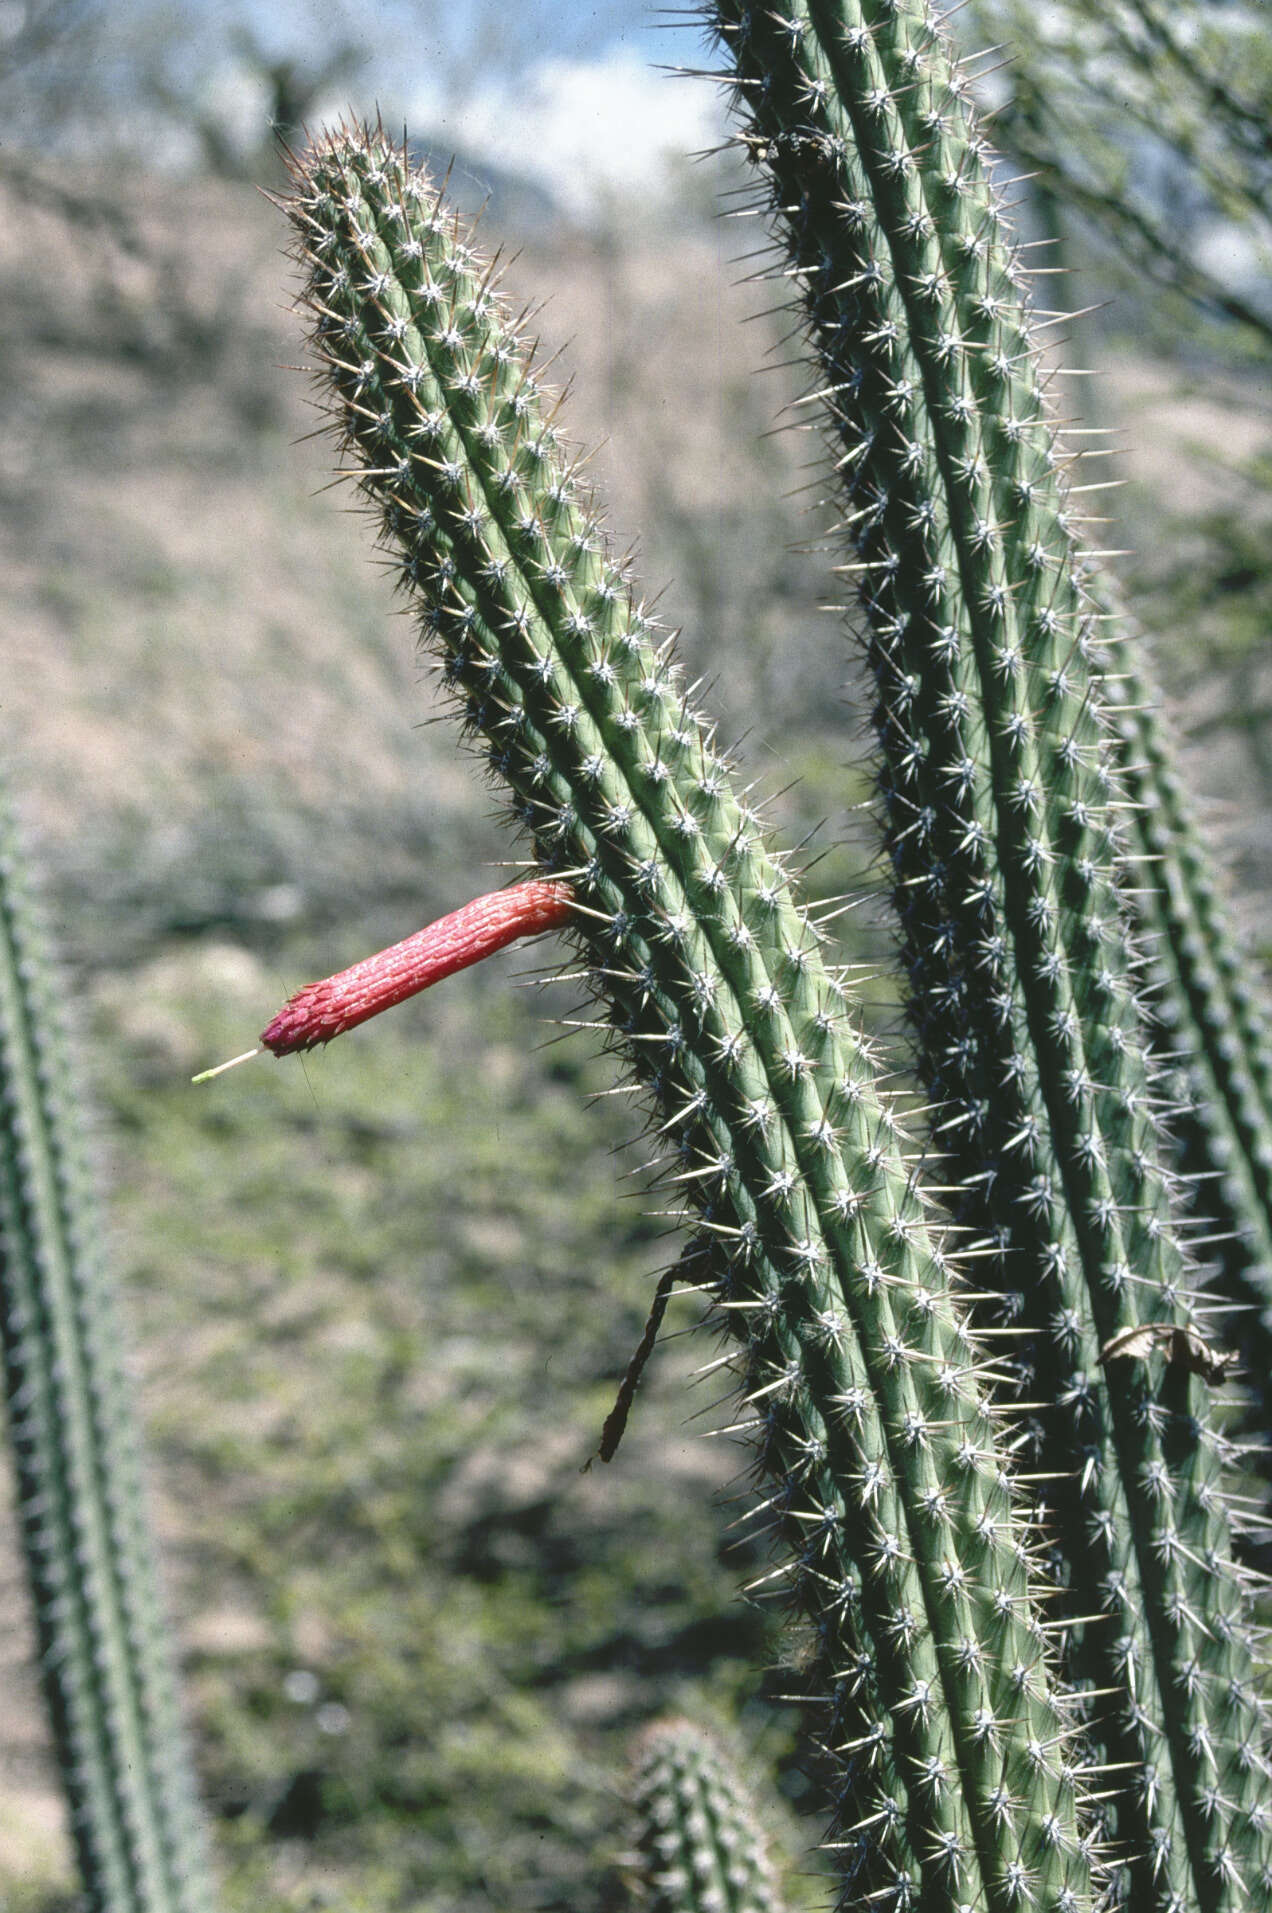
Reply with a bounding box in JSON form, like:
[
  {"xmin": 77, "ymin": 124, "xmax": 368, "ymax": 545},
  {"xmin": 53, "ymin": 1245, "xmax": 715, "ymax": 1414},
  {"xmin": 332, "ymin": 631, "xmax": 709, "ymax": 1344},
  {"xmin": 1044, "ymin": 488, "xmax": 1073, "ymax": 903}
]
[
  {"xmin": 283, "ymin": 123, "xmax": 1098, "ymax": 1913},
  {"xmin": 701, "ymin": 3, "xmax": 1272, "ymax": 1906},
  {"xmin": 628, "ymin": 1719, "xmax": 781, "ymax": 1913},
  {"xmin": 1114, "ymin": 641, "xmax": 1272, "ymax": 1338},
  {"xmin": 0, "ymin": 779, "xmax": 214, "ymax": 1913}
]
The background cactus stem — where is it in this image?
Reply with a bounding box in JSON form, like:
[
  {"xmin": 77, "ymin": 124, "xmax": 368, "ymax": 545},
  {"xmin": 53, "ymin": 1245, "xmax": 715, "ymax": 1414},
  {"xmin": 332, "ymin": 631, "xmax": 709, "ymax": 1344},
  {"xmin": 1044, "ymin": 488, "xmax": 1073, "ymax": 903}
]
[
  {"xmin": 627, "ymin": 1718, "xmax": 783, "ymax": 1913},
  {"xmin": 0, "ymin": 775, "xmax": 215, "ymax": 1913},
  {"xmin": 1111, "ymin": 633, "xmax": 1272, "ymax": 1359}
]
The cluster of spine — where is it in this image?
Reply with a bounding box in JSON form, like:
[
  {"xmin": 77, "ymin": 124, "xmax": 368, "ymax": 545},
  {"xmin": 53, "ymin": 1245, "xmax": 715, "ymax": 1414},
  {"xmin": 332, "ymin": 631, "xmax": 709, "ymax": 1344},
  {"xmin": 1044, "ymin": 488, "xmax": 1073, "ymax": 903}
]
[
  {"xmin": 1112, "ymin": 637, "xmax": 1272, "ymax": 1343},
  {"xmin": 0, "ymin": 780, "xmax": 214, "ymax": 1913},
  {"xmin": 628, "ymin": 1719, "xmax": 780, "ymax": 1913},
  {"xmin": 285, "ymin": 125, "xmax": 1098, "ymax": 1913},
  {"xmin": 702, "ymin": 2, "xmax": 1272, "ymax": 1906}
]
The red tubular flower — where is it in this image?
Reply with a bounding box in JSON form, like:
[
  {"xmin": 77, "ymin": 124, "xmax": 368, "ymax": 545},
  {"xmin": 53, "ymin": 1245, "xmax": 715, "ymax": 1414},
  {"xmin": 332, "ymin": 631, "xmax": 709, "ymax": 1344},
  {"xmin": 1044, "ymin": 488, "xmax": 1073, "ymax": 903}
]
[{"xmin": 260, "ymin": 879, "xmax": 575, "ymax": 1055}]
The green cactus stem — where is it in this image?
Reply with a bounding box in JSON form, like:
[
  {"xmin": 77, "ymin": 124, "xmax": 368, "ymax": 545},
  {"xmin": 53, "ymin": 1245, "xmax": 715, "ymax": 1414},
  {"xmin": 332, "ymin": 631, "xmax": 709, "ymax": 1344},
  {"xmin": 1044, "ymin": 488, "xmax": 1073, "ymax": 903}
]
[
  {"xmin": 628, "ymin": 1719, "xmax": 781, "ymax": 1913},
  {"xmin": 0, "ymin": 778, "xmax": 214, "ymax": 1913},
  {"xmin": 283, "ymin": 123, "xmax": 1097, "ymax": 1913},
  {"xmin": 701, "ymin": 2, "xmax": 1272, "ymax": 1906},
  {"xmin": 1112, "ymin": 639, "xmax": 1272, "ymax": 1343}
]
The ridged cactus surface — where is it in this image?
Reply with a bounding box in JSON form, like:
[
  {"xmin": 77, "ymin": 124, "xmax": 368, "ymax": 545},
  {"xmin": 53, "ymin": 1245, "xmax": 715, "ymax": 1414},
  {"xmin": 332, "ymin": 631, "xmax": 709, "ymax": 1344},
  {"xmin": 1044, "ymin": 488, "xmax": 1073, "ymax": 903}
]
[
  {"xmin": 283, "ymin": 123, "xmax": 1099, "ymax": 1913},
  {"xmin": 0, "ymin": 779, "xmax": 214, "ymax": 1913},
  {"xmin": 629, "ymin": 1719, "xmax": 780, "ymax": 1913},
  {"xmin": 1114, "ymin": 644, "xmax": 1272, "ymax": 1340},
  {"xmin": 703, "ymin": 3, "xmax": 1272, "ymax": 1906}
]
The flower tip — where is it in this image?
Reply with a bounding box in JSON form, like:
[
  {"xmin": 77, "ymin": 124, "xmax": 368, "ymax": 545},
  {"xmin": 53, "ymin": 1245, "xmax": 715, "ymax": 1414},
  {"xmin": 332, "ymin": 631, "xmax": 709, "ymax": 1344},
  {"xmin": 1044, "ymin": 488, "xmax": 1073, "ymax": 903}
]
[{"xmin": 192, "ymin": 1048, "xmax": 262, "ymax": 1085}]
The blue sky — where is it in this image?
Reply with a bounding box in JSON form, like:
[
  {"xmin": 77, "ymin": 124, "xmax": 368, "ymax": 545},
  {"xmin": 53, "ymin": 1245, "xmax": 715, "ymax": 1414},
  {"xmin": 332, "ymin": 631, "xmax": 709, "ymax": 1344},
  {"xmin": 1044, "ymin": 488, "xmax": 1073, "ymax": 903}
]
[
  {"xmin": 377, "ymin": 2, "xmax": 724, "ymax": 217},
  {"xmin": 89, "ymin": 1, "xmax": 729, "ymax": 214}
]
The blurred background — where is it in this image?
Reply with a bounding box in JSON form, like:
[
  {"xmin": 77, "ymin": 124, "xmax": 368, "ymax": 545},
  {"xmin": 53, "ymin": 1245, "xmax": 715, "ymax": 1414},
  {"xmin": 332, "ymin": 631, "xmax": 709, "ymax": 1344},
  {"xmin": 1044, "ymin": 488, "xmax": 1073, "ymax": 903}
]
[{"xmin": 0, "ymin": 2, "xmax": 1269, "ymax": 1907}]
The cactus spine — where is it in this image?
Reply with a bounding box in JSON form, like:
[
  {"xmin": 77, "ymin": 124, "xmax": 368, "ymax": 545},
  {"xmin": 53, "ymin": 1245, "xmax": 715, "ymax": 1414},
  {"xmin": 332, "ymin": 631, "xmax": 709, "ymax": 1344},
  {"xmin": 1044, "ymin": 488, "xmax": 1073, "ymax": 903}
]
[
  {"xmin": 285, "ymin": 125, "xmax": 1098, "ymax": 1912},
  {"xmin": 0, "ymin": 779, "xmax": 214, "ymax": 1913},
  {"xmin": 628, "ymin": 1720, "xmax": 781, "ymax": 1913},
  {"xmin": 704, "ymin": 2, "xmax": 1272, "ymax": 1905}
]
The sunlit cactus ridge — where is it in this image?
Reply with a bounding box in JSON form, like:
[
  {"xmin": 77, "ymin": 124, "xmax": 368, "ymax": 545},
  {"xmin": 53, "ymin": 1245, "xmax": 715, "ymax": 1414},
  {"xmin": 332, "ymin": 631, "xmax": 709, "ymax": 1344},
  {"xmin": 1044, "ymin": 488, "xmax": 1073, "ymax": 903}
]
[
  {"xmin": 0, "ymin": 780, "xmax": 214, "ymax": 1913},
  {"xmin": 702, "ymin": 0, "xmax": 1272, "ymax": 1906},
  {"xmin": 284, "ymin": 122, "xmax": 1099, "ymax": 1913}
]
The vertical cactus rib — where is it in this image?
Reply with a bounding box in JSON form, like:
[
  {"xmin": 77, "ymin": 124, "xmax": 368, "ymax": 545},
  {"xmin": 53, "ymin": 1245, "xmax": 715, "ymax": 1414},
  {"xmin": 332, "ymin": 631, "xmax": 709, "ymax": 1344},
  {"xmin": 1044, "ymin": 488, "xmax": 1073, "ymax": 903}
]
[
  {"xmin": 700, "ymin": 3, "xmax": 1272, "ymax": 1906},
  {"xmin": 628, "ymin": 1719, "xmax": 782, "ymax": 1913},
  {"xmin": 1111, "ymin": 638, "xmax": 1272, "ymax": 1343},
  {"xmin": 0, "ymin": 780, "xmax": 214, "ymax": 1913},
  {"xmin": 283, "ymin": 124, "xmax": 1099, "ymax": 1913}
]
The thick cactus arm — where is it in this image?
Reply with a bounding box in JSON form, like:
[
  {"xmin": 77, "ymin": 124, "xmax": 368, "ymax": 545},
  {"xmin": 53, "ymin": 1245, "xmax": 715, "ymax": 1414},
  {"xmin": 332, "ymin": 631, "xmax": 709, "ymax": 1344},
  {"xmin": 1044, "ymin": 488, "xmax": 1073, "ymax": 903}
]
[{"xmin": 282, "ymin": 124, "xmax": 1098, "ymax": 1913}]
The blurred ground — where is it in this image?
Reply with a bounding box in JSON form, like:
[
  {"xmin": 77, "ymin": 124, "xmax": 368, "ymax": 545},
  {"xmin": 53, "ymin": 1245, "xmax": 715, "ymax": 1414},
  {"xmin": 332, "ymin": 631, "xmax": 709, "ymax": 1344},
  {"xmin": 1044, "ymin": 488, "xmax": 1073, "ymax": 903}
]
[{"xmin": 0, "ymin": 150, "xmax": 1269, "ymax": 1911}]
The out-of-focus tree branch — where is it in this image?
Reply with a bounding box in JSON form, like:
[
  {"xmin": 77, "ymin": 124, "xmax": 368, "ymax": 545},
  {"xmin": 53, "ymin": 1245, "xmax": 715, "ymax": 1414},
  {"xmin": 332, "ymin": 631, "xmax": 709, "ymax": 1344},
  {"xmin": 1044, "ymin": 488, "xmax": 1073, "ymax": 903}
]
[
  {"xmin": 0, "ymin": 0, "xmax": 84, "ymax": 81},
  {"xmin": 967, "ymin": 0, "xmax": 1272, "ymax": 347},
  {"xmin": 1123, "ymin": 0, "xmax": 1270, "ymax": 165}
]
